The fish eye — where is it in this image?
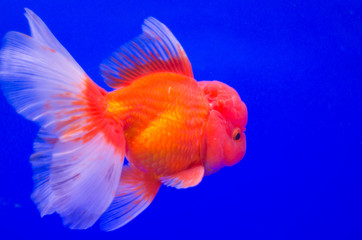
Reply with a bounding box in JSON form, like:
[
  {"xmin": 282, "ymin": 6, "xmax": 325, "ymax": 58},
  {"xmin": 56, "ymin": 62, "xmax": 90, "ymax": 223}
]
[{"xmin": 232, "ymin": 128, "xmax": 241, "ymax": 141}]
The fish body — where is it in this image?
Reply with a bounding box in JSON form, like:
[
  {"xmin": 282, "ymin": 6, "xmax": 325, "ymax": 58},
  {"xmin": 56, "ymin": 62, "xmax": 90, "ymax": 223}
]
[
  {"xmin": 107, "ymin": 72, "xmax": 209, "ymax": 176},
  {"xmin": 0, "ymin": 9, "xmax": 247, "ymax": 231}
]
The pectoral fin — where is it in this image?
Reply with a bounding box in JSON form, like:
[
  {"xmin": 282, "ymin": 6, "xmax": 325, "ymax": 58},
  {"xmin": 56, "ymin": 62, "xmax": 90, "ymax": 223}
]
[{"xmin": 160, "ymin": 165, "xmax": 205, "ymax": 189}]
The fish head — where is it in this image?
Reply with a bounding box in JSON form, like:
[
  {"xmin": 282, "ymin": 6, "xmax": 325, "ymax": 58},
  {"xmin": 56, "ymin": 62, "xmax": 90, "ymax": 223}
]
[{"xmin": 199, "ymin": 81, "xmax": 247, "ymax": 175}]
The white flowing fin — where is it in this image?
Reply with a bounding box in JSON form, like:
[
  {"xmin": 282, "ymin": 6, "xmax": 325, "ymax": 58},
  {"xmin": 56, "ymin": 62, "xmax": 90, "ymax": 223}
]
[
  {"xmin": 30, "ymin": 127, "xmax": 57, "ymax": 217},
  {"xmin": 0, "ymin": 9, "xmax": 125, "ymax": 229},
  {"xmin": 24, "ymin": 8, "xmax": 80, "ymax": 69}
]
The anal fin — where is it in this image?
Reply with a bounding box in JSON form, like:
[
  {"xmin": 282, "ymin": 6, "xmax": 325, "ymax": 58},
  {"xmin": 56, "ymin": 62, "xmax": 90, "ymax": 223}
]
[
  {"xmin": 100, "ymin": 164, "xmax": 161, "ymax": 231},
  {"xmin": 160, "ymin": 165, "xmax": 205, "ymax": 189}
]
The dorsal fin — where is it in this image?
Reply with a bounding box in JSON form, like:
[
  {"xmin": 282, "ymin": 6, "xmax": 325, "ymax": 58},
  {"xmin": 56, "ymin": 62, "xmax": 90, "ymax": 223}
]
[{"xmin": 101, "ymin": 17, "xmax": 193, "ymax": 89}]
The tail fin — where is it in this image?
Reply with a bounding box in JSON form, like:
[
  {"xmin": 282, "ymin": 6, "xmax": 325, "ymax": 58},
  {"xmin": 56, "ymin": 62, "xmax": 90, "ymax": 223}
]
[{"xmin": 0, "ymin": 9, "xmax": 125, "ymax": 229}]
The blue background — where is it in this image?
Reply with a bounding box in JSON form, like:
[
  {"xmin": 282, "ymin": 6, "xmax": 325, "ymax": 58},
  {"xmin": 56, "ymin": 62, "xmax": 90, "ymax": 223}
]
[{"xmin": 0, "ymin": 0, "xmax": 361, "ymax": 239}]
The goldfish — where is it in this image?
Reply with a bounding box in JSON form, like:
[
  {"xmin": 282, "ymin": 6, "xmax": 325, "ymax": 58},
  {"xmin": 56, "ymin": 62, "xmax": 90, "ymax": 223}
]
[{"xmin": 0, "ymin": 9, "xmax": 247, "ymax": 231}]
